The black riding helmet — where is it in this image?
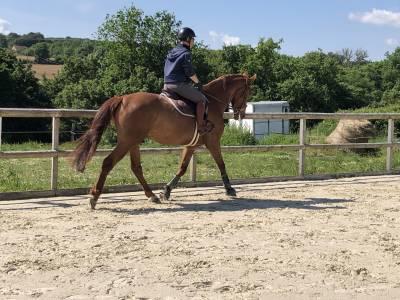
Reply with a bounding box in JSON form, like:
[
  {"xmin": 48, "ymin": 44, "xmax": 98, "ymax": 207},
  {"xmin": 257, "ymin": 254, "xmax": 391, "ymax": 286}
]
[{"xmin": 178, "ymin": 27, "xmax": 196, "ymax": 41}]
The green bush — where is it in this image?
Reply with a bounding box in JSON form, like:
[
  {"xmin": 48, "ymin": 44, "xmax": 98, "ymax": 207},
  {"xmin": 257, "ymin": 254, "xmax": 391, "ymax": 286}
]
[
  {"xmin": 220, "ymin": 124, "xmax": 257, "ymax": 145},
  {"xmin": 309, "ymin": 119, "xmax": 338, "ymax": 137},
  {"xmin": 258, "ymin": 133, "xmax": 299, "ymax": 145}
]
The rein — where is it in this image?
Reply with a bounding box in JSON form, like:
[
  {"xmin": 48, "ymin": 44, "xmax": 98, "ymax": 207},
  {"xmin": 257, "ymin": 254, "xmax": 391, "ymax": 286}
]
[
  {"xmin": 203, "ymin": 91, "xmax": 232, "ymax": 110},
  {"xmin": 203, "ymin": 76, "xmax": 249, "ymax": 114}
]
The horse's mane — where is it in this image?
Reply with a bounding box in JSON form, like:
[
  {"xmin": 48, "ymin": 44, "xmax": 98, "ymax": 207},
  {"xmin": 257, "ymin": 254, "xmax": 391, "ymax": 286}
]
[
  {"xmin": 205, "ymin": 74, "xmax": 244, "ymax": 86},
  {"xmin": 205, "ymin": 74, "xmax": 246, "ymax": 92}
]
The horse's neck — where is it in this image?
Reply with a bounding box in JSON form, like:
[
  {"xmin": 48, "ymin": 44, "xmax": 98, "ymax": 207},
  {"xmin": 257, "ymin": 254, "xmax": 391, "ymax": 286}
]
[
  {"xmin": 204, "ymin": 80, "xmax": 230, "ymax": 112},
  {"xmin": 204, "ymin": 78, "xmax": 223, "ymax": 92}
]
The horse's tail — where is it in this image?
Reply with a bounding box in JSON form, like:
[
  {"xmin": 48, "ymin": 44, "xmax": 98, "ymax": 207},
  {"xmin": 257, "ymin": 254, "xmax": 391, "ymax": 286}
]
[{"xmin": 71, "ymin": 96, "xmax": 123, "ymax": 172}]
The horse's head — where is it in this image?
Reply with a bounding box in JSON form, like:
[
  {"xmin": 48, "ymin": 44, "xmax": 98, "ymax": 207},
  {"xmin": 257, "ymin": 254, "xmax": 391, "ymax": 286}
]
[
  {"xmin": 231, "ymin": 73, "xmax": 257, "ymax": 120},
  {"xmin": 204, "ymin": 73, "xmax": 257, "ymax": 119}
]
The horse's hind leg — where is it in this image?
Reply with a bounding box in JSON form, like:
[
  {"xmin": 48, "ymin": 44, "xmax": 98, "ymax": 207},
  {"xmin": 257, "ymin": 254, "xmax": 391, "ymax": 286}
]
[
  {"xmin": 130, "ymin": 145, "xmax": 160, "ymax": 203},
  {"xmin": 160, "ymin": 146, "xmax": 195, "ymax": 200},
  {"xmin": 89, "ymin": 143, "xmax": 130, "ymax": 209}
]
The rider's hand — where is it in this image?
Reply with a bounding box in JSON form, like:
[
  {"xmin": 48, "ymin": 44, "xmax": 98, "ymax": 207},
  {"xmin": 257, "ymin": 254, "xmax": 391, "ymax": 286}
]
[{"xmin": 195, "ymin": 82, "xmax": 203, "ymax": 92}]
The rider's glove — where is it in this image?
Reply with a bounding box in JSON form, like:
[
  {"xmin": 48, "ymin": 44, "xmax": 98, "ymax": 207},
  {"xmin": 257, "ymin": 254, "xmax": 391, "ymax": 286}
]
[{"xmin": 195, "ymin": 82, "xmax": 203, "ymax": 92}]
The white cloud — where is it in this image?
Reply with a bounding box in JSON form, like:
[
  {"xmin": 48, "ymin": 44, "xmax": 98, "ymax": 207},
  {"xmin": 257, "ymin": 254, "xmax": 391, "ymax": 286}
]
[
  {"xmin": 385, "ymin": 38, "xmax": 400, "ymax": 46},
  {"xmin": 349, "ymin": 9, "xmax": 400, "ymax": 28},
  {"xmin": 209, "ymin": 30, "xmax": 219, "ymax": 40},
  {"xmin": 76, "ymin": 2, "xmax": 95, "ymax": 13},
  {"xmin": 0, "ymin": 17, "xmax": 11, "ymax": 34},
  {"xmin": 222, "ymin": 34, "xmax": 240, "ymax": 46},
  {"xmin": 208, "ymin": 30, "xmax": 240, "ymax": 46}
]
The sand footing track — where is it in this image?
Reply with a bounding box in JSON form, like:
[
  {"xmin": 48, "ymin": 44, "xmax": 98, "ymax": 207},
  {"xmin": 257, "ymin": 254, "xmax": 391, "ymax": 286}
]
[{"xmin": 1, "ymin": 175, "xmax": 400, "ymax": 299}]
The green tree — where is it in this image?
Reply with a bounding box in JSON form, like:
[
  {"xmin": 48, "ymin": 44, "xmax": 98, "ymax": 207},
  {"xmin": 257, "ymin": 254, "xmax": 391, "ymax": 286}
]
[
  {"xmin": 381, "ymin": 48, "xmax": 400, "ymax": 92},
  {"xmin": 0, "ymin": 48, "xmax": 51, "ymax": 142},
  {"xmin": 97, "ymin": 6, "xmax": 181, "ymax": 80},
  {"xmin": 47, "ymin": 5, "xmax": 182, "ymax": 110},
  {"xmin": 0, "ymin": 48, "xmax": 48, "ymax": 107},
  {"xmin": 0, "ymin": 34, "xmax": 7, "ymax": 48},
  {"xmin": 6, "ymin": 32, "xmax": 20, "ymax": 46},
  {"xmin": 273, "ymin": 54, "xmax": 297, "ymax": 85},
  {"xmin": 14, "ymin": 32, "xmax": 44, "ymax": 47},
  {"xmin": 220, "ymin": 44, "xmax": 254, "ymax": 74},
  {"xmin": 244, "ymin": 38, "xmax": 283, "ymax": 101},
  {"xmin": 191, "ymin": 42, "xmax": 215, "ymax": 83},
  {"xmin": 53, "ymin": 79, "xmax": 106, "ymax": 109},
  {"xmin": 46, "ymin": 38, "xmax": 98, "ymax": 62},
  {"xmin": 339, "ymin": 62, "xmax": 383, "ymax": 107},
  {"xmin": 44, "ymin": 53, "xmax": 102, "ymax": 104},
  {"xmin": 338, "ymin": 48, "xmax": 354, "ymax": 67},
  {"xmin": 354, "ymin": 49, "xmax": 369, "ymax": 65},
  {"xmin": 76, "ymin": 40, "xmax": 96, "ymax": 57},
  {"xmin": 32, "ymin": 42, "xmax": 50, "ymax": 62},
  {"xmin": 278, "ymin": 51, "xmax": 347, "ymax": 112},
  {"xmin": 381, "ymin": 82, "xmax": 400, "ymax": 104}
]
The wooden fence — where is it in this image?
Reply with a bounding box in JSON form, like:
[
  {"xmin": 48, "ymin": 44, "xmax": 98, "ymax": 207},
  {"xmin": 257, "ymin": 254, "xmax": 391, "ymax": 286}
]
[{"xmin": 1, "ymin": 108, "xmax": 400, "ymax": 200}]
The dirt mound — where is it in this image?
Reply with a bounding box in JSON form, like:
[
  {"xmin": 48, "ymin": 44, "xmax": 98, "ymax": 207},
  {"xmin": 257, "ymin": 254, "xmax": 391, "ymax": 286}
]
[{"xmin": 326, "ymin": 119, "xmax": 377, "ymax": 153}]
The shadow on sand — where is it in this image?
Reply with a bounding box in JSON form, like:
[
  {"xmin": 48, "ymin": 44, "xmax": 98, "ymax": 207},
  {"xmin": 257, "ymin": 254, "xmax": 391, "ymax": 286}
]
[
  {"xmin": 97, "ymin": 196, "xmax": 353, "ymax": 215},
  {"xmin": 1, "ymin": 187, "xmax": 353, "ymax": 213}
]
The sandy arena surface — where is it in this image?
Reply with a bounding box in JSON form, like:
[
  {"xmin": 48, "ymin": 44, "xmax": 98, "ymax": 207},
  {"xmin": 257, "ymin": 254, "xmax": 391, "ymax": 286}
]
[{"xmin": 1, "ymin": 175, "xmax": 400, "ymax": 300}]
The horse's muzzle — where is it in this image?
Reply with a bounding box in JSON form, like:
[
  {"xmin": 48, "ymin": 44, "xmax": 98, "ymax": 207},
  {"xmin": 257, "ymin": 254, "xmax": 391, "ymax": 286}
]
[{"xmin": 233, "ymin": 111, "xmax": 246, "ymax": 120}]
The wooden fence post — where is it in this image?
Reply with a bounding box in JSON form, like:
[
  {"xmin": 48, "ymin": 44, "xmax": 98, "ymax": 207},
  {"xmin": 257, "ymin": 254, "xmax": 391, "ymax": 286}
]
[
  {"xmin": 0, "ymin": 117, "xmax": 2, "ymax": 151},
  {"xmin": 71, "ymin": 122, "xmax": 76, "ymax": 142},
  {"xmin": 51, "ymin": 117, "xmax": 60, "ymax": 192},
  {"xmin": 299, "ymin": 118, "xmax": 306, "ymax": 177},
  {"xmin": 386, "ymin": 119, "xmax": 394, "ymax": 172},
  {"xmin": 190, "ymin": 153, "xmax": 197, "ymax": 182}
]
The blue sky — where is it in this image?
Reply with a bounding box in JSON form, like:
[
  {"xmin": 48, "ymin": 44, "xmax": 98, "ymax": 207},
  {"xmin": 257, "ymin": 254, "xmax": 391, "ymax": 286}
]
[{"xmin": 1, "ymin": 0, "xmax": 400, "ymax": 60}]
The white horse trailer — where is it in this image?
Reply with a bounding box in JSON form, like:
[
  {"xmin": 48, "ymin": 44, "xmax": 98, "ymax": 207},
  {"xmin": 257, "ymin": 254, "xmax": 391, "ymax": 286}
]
[{"xmin": 229, "ymin": 101, "xmax": 290, "ymax": 139}]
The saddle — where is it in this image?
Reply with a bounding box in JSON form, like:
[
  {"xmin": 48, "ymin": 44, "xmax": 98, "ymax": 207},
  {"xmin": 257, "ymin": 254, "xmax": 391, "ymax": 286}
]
[
  {"xmin": 160, "ymin": 88, "xmax": 214, "ymax": 136},
  {"xmin": 160, "ymin": 89, "xmax": 197, "ymax": 118}
]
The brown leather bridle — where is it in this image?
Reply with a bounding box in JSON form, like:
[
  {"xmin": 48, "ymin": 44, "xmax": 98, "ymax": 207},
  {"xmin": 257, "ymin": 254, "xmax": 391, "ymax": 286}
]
[
  {"xmin": 204, "ymin": 77, "xmax": 250, "ymax": 120},
  {"xmin": 231, "ymin": 77, "xmax": 250, "ymax": 120}
]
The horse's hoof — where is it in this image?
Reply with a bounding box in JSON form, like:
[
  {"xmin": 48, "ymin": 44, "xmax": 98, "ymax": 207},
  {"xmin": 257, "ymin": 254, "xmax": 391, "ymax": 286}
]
[
  {"xmin": 149, "ymin": 195, "xmax": 161, "ymax": 204},
  {"xmin": 89, "ymin": 197, "xmax": 97, "ymax": 210},
  {"xmin": 225, "ymin": 187, "xmax": 236, "ymax": 197},
  {"xmin": 159, "ymin": 192, "xmax": 167, "ymax": 201},
  {"xmin": 160, "ymin": 186, "xmax": 171, "ymax": 201}
]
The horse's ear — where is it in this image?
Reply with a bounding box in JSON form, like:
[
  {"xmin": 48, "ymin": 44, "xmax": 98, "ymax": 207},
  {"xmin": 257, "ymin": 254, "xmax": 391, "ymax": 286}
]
[
  {"xmin": 242, "ymin": 71, "xmax": 249, "ymax": 77},
  {"xmin": 250, "ymin": 74, "xmax": 257, "ymax": 81}
]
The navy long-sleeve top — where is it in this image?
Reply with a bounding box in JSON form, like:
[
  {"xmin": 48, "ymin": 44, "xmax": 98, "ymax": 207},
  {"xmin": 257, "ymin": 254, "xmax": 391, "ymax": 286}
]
[{"xmin": 164, "ymin": 43, "xmax": 195, "ymax": 84}]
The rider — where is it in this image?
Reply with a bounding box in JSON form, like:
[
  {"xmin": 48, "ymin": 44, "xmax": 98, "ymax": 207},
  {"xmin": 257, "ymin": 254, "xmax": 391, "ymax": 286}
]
[{"xmin": 163, "ymin": 27, "xmax": 211, "ymax": 135}]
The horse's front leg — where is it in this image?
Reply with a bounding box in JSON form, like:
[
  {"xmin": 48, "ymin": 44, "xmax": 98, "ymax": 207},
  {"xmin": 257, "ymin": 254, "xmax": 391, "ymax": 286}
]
[
  {"xmin": 206, "ymin": 142, "xmax": 236, "ymax": 197},
  {"xmin": 160, "ymin": 146, "xmax": 195, "ymax": 200}
]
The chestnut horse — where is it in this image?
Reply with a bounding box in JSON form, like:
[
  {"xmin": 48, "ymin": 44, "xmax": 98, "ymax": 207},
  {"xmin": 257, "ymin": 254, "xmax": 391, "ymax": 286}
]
[{"xmin": 71, "ymin": 73, "xmax": 256, "ymax": 209}]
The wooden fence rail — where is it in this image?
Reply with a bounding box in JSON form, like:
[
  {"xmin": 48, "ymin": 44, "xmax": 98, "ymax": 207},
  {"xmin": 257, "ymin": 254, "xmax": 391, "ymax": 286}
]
[{"xmin": 1, "ymin": 108, "xmax": 400, "ymax": 200}]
